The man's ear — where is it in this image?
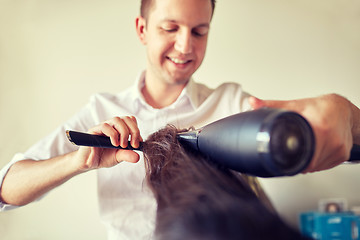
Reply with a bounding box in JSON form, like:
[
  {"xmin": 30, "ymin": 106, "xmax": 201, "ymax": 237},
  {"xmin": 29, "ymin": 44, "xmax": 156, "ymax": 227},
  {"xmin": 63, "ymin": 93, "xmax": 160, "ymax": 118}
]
[{"xmin": 136, "ymin": 16, "xmax": 147, "ymax": 45}]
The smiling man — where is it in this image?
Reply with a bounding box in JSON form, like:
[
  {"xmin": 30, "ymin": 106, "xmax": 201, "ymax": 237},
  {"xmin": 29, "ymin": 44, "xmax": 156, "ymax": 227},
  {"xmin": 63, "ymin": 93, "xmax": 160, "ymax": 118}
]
[
  {"xmin": 0, "ymin": 0, "xmax": 359, "ymax": 239},
  {"xmin": 137, "ymin": 0, "xmax": 213, "ymax": 108}
]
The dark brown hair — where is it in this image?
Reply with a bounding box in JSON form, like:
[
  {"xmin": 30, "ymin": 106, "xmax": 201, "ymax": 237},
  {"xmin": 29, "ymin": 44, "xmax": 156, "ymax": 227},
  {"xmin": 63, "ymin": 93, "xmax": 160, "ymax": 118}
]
[
  {"xmin": 142, "ymin": 125, "xmax": 309, "ymax": 240},
  {"xmin": 140, "ymin": 0, "xmax": 216, "ymax": 20}
]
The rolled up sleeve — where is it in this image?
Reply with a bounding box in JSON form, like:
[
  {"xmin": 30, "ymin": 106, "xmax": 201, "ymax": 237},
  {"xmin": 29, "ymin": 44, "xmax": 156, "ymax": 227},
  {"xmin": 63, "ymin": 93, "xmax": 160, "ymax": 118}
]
[{"xmin": 0, "ymin": 153, "xmax": 27, "ymax": 211}]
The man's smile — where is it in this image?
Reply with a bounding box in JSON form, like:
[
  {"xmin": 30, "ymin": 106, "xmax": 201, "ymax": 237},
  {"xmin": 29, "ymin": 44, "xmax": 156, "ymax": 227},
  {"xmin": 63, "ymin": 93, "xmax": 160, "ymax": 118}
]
[{"xmin": 167, "ymin": 56, "xmax": 192, "ymax": 65}]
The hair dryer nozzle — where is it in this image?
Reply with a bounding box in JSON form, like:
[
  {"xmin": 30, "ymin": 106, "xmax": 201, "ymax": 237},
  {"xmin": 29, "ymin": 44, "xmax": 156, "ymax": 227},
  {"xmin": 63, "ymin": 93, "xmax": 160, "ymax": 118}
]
[{"xmin": 177, "ymin": 129, "xmax": 202, "ymax": 151}]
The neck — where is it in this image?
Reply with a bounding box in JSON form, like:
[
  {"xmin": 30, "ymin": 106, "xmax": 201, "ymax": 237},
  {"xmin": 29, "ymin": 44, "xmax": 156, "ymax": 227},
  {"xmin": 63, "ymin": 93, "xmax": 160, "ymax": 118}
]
[{"xmin": 142, "ymin": 75, "xmax": 188, "ymax": 109}]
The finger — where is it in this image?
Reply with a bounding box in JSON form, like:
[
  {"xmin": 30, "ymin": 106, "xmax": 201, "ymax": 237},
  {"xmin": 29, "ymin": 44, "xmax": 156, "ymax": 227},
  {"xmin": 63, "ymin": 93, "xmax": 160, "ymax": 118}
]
[
  {"xmin": 248, "ymin": 96, "xmax": 265, "ymax": 110},
  {"xmin": 108, "ymin": 117, "xmax": 132, "ymax": 148},
  {"xmin": 303, "ymin": 152, "xmax": 324, "ymax": 173},
  {"xmin": 303, "ymin": 143, "xmax": 344, "ymax": 173},
  {"xmin": 116, "ymin": 149, "xmax": 140, "ymax": 163},
  {"xmin": 122, "ymin": 116, "xmax": 143, "ymax": 148},
  {"xmin": 89, "ymin": 123, "xmax": 120, "ymax": 147},
  {"xmin": 249, "ymin": 96, "xmax": 293, "ymax": 110},
  {"xmin": 304, "ymin": 121, "xmax": 353, "ymax": 173},
  {"xmin": 261, "ymin": 100, "xmax": 292, "ymax": 110},
  {"xmin": 302, "ymin": 131, "xmax": 330, "ymax": 173}
]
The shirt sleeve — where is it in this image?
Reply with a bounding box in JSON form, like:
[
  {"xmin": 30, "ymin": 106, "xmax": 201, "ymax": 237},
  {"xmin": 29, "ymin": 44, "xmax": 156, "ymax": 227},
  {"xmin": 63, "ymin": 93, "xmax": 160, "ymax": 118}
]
[
  {"xmin": 215, "ymin": 82, "xmax": 253, "ymax": 114},
  {"xmin": 0, "ymin": 153, "xmax": 27, "ymax": 210},
  {"xmin": 0, "ymin": 98, "xmax": 98, "ymax": 211}
]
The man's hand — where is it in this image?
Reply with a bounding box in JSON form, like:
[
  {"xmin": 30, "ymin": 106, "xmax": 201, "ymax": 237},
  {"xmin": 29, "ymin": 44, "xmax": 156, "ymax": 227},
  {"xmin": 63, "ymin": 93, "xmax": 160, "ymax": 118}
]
[
  {"xmin": 75, "ymin": 116, "xmax": 143, "ymax": 172},
  {"xmin": 1, "ymin": 115, "xmax": 143, "ymax": 206},
  {"xmin": 249, "ymin": 94, "xmax": 359, "ymax": 173}
]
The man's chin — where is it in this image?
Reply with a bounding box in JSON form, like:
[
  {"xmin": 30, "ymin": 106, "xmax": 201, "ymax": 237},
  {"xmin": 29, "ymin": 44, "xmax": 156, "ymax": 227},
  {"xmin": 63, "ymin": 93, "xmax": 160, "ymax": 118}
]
[
  {"xmin": 168, "ymin": 72, "xmax": 193, "ymax": 84},
  {"xmin": 168, "ymin": 77, "xmax": 191, "ymax": 86}
]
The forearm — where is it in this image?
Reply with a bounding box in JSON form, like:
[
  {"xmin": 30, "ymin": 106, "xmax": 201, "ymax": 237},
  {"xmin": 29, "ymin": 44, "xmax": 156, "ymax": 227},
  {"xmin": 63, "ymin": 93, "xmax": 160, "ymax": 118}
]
[
  {"xmin": 0, "ymin": 151, "xmax": 83, "ymax": 206},
  {"xmin": 0, "ymin": 116, "xmax": 142, "ymax": 207}
]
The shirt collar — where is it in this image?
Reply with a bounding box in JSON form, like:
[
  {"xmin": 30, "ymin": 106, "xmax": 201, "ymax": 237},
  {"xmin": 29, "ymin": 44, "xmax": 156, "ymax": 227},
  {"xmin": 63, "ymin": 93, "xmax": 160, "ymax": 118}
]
[
  {"xmin": 179, "ymin": 77, "xmax": 199, "ymax": 109},
  {"xmin": 131, "ymin": 71, "xmax": 199, "ymax": 111}
]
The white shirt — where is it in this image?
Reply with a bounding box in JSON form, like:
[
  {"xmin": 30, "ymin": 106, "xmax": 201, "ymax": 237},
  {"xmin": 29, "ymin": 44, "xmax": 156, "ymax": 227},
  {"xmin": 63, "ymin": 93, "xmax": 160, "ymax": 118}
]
[{"xmin": 0, "ymin": 71, "xmax": 252, "ymax": 239}]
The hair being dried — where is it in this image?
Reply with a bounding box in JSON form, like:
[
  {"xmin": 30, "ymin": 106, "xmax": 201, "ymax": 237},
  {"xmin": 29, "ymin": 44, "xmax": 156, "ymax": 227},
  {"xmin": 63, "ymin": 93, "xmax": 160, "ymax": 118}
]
[{"xmin": 142, "ymin": 125, "xmax": 309, "ymax": 240}]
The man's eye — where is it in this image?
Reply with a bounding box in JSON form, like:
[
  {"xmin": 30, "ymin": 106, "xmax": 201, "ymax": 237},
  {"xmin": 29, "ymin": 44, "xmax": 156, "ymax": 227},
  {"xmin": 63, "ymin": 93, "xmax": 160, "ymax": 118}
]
[
  {"xmin": 192, "ymin": 31, "xmax": 207, "ymax": 37},
  {"xmin": 162, "ymin": 28, "xmax": 177, "ymax": 32},
  {"xmin": 192, "ymin": 28, "xmax": 208, "ymax": 37}
]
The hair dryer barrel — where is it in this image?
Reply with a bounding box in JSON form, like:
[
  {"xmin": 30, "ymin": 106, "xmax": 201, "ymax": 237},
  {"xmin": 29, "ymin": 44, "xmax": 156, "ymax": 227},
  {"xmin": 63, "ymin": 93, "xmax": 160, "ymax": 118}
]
[{"xmin": 194, "ymin": 108, "xmax": 315, "ymax": 177}]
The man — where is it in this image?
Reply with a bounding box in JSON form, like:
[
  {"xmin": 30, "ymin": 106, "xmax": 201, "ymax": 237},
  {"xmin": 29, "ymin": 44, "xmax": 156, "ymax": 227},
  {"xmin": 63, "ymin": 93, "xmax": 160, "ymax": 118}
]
[{"xmin": 0, "ymin": 0, "xmax": 359, "ymax": 239}]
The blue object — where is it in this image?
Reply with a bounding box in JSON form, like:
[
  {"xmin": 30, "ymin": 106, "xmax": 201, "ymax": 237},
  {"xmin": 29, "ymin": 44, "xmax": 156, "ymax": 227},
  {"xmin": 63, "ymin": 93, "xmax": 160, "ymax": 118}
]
[{"xmin": 300, "ymin": 211, "xmax": 360, "ymax": 240}]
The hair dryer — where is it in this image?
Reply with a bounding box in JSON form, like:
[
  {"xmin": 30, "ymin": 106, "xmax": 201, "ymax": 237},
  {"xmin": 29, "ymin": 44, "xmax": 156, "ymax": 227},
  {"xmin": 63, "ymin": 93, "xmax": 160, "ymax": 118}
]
[
  {"xmin": 66, "ymin": 108, "xmax": 360, "ymax": 177},
  {"xmin": 177, "ymin": 108, "xmax": 315, "ymax": 177},
  {"xmin": 177, "ymin": 108, "xmax": 360, "ymax": 177}
]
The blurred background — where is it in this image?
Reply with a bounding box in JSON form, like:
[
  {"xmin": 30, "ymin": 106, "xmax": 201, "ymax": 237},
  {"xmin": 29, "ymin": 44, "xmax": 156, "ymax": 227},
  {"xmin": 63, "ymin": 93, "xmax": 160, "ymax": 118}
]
[{"xmin": 0, "ymin": 0, "xmax": 359, "ymax": 239}]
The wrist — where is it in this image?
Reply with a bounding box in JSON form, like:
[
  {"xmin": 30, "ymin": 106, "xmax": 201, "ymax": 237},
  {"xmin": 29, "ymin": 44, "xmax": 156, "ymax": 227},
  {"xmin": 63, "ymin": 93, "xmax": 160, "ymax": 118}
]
[{"xmin": 65, "ymin": 150, "xmax": 92, "ymax": 175}]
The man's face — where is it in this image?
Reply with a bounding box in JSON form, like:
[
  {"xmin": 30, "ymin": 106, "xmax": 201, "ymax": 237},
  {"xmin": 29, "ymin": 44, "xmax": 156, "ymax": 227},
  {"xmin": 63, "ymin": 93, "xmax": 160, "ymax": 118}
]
[{"xmin": 139, "ymin": 0, "xmax": 212, "ymax": 86}]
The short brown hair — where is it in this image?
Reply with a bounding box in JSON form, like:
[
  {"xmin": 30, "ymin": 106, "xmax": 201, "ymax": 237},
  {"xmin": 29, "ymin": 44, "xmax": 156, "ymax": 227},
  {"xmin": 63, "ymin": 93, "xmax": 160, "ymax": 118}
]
[
  {"xmin": 142, "ymin": 126, "xmax": 308, "ymax": 240},
  {"xmin": 140, "ymin": 0, "xmax": 216, "ymax": 20}
]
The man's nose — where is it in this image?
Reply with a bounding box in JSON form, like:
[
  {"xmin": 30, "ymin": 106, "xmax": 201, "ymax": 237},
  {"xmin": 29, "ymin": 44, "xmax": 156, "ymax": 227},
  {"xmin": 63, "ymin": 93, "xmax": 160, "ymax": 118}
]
[{"xmin": 174, "ymin": 30, "xmax": 192, "ymax": 54}]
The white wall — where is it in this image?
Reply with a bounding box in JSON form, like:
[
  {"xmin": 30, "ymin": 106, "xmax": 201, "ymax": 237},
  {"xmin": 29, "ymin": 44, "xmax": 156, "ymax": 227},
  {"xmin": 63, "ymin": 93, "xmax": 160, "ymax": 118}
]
[{"xmin": 0, "ymin": 0, "xmax": 359, "ymax": 239}]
